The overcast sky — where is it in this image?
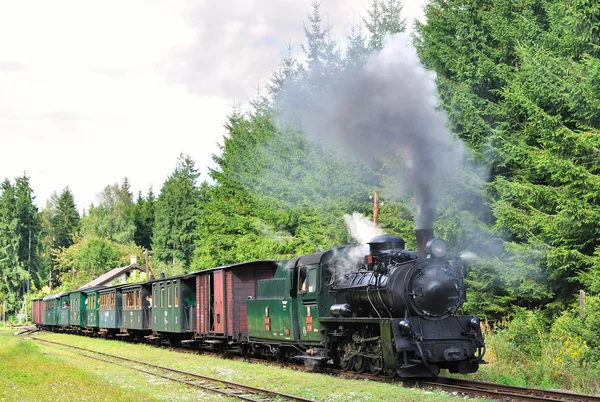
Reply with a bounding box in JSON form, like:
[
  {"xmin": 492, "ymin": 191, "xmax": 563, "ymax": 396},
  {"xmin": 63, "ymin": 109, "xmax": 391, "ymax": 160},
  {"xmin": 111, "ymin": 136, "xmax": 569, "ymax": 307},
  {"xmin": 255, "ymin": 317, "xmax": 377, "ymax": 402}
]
[{"xmin": 0, "ymin": 0, "xmax": 426, "ymax": 211}]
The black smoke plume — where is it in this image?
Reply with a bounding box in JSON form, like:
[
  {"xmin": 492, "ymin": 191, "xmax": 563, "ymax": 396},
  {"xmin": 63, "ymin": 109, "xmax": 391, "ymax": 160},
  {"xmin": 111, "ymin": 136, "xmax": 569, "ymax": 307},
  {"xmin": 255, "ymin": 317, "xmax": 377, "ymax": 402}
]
[{"xmin": 276, "ymin": 33, "xmax": 466, "ymax": 229}]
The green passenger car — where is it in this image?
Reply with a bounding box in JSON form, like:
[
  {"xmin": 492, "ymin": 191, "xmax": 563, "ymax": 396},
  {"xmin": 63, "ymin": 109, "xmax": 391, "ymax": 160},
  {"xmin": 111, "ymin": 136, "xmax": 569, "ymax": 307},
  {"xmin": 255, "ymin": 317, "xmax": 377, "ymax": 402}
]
[
  {"xmin": 58, "ymin": 294, "xmax": 71, "ymax": 326},
  {"xmin": 42, "ymin": 293, "xmax": 63, "ymax": 326},
  {"xmin": 69, "ymin": 286, "xmax": 105, "ymax": 328},
  {"xmin": 85, "ymin": 290, "xmax": 101, "ymax": 328},
  {"xmin": 98, "ymin": 288, "xmax": 121, "ymax": 328},
  {"xmin": 69, "ymin": 291, "xmax": 86, "ymax": 327},
  {"xmin": 120, "ymin": 284, "xmax": 151, "ymax": 331},
  {"xmin": 151, "ymin": 276, "xmax": 195, "ymax": 333}
]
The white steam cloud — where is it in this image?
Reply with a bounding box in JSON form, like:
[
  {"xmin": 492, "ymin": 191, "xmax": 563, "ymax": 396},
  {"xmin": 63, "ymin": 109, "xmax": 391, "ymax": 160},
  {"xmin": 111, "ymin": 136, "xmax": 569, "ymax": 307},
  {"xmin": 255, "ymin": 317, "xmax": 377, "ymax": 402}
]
[
  {"xmin": 325, "ymin": 212, "xmax": 385, "ymax": 284},
  {"xmin": 343, "ymin": 212, "xmax": 384, "ymax": 254}
]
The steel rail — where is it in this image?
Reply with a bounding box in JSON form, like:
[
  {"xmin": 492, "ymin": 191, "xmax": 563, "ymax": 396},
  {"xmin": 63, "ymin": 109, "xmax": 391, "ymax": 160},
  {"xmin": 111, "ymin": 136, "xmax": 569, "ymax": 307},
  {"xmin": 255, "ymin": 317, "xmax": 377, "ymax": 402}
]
[
  {"xmin": 169, "ymin": 342, "xmax": 600, "ymax": 402},
  {"xmin": 418, "ymin": 377, "xmax": 600, "ymax": 402},
  {"xmin": 32, "ymin": 332, "xmax": 600, "ymax": 402},
  {"xmin": 173, "ymin": 346, "xmax": 600, "ymax": 402},
  {"xmin": 33, "ymin": 337, "xmax": 315, "ymax": 402}
]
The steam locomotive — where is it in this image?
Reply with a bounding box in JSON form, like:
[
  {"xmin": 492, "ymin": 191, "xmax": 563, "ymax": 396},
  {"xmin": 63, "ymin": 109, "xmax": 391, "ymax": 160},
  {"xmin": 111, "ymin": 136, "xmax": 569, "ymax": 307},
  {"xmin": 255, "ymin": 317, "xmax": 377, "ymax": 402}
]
[{"xmin": 34, "ymin": 229, "xmax": 485, "ymax": 378}]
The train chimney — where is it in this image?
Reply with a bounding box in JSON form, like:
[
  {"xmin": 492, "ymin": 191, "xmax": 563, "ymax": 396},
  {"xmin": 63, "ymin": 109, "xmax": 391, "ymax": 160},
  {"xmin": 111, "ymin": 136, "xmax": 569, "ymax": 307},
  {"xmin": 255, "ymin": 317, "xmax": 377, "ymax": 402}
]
[{"xmin": 415, "ymin": 229, "xmax": 434, "ymax": 259}]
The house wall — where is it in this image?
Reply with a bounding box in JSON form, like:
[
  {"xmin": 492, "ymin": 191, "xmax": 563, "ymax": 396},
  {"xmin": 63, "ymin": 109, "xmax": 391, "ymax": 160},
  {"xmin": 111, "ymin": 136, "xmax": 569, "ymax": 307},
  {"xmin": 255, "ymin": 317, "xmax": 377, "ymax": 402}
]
[{"xmin": 103, "ymin": 269, "xmax": 144, "ymax": 287}]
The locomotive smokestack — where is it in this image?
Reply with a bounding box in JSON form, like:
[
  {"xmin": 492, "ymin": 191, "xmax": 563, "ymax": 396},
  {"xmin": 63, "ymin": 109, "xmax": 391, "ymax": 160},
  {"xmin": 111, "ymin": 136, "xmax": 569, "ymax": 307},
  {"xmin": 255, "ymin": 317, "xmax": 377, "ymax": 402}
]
[{"xmin": 415, "ymin": 229, "xmax": 434, "ymax": 259}]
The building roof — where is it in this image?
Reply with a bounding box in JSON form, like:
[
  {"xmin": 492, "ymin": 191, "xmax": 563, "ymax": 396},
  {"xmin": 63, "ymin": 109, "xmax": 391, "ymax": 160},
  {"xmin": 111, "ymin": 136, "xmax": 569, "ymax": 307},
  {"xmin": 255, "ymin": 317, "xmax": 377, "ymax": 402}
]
[{"xmin": 79, "ymin": 264, "xmax": 143, "ymax": 289}]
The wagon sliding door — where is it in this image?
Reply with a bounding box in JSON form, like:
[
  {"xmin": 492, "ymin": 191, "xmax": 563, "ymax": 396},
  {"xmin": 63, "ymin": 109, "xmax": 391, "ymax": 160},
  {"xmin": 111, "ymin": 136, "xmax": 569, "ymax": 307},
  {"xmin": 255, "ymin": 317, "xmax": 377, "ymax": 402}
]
[{"xmin": 213, "ymin": 270, "xmax": 225, "ymax": 334}]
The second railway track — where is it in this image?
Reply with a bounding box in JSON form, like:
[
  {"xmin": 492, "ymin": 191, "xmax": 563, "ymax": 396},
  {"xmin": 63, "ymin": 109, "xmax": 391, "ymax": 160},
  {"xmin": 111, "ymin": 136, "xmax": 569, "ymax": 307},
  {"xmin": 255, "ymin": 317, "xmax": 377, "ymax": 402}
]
[{"xmin": 33, "ymin": 337, "xmax": 315, "ymax": 402}]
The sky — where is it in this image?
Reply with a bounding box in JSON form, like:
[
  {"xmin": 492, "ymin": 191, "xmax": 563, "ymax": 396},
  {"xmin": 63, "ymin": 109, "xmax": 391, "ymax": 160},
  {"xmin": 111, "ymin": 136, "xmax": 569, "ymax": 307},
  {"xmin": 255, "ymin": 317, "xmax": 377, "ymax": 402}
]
[{"xmin": 0, "ymin": 0, "xmax": 426, "ymax": 211}]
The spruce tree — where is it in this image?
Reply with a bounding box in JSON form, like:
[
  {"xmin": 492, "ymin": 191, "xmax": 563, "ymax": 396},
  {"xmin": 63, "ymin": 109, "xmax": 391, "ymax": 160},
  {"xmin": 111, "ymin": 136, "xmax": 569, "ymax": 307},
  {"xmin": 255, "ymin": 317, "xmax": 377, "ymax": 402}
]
[
  {"xmin": 268, "ymin": 42, "xmax": 299, "ymax": 98},
  {"xmin": 51, "ymin": 187, "xmax": 80, "ymax": 250},
  {"xmin": 299, "ymin": 1, "xmax": 342, "ymax": 93},
  {"xmin": 13, "ymin": 175, "xmax": 45, "ymax": 293},
  {"xmin": 345, "ymin": 20, "xmax": 369, "ymax": 67},
  {"xmin": 364, "ymin": 0, "xmax": 407, "ymax": 50},
  {"xmin": 153, "ymin": 155, "xmax": 202, "ymax": 269},
  {"xmin": 0, "ymin": 180, "xmax": 28, "ymax": 313},
  {"xmin": 133, "ymin": 188, "xmax": 155, "ymax": 250},
  {"xmin": 416, "ymin": 0, "xmax": 600, "ymax": 313}
]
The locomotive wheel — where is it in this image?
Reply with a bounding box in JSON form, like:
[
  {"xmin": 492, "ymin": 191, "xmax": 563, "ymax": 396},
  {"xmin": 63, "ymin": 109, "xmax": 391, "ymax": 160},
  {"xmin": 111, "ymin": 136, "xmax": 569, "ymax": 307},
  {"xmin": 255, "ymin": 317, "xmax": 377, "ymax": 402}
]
[
  {"xmin": 354, "ymin": 355, "xmax": 369, "ymax": 374},
  {"xmin": 369, "ymin": 356, "xmax": 383, "ymax": 376},
  {"xmin": 340, "ymin": 357, "xmax": 354, "ymax": 371},
  {"xmin": 339, "ymin": 344, "xmax": 354, "ymax": 371},
  {"xmin": 383, "ymin": 365, "xmax": 396, "ymax": 378}
]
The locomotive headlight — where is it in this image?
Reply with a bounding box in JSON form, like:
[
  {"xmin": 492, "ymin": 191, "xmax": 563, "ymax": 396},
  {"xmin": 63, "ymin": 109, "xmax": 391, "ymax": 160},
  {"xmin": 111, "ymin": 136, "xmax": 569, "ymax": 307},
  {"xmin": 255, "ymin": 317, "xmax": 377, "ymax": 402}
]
[
  {"xmin": 470, "ymin": 316, "xmax": 481, "ymax": 329},
  {"xmin": 398, "ymin": 319, "xmax": 412, "ymax": 333},
  {"xmin": 426, "ymin": 238, "xmax": 448, "ymax": 259}
]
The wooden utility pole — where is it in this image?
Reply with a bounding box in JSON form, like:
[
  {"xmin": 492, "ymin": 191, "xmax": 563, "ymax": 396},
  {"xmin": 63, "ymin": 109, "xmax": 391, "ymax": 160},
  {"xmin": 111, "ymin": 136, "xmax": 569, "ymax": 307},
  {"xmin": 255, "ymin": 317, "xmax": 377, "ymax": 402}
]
[
  {"xmin": 23, "ymin": 295, "xmax": 28, "ymax": 323},
  {"xmin": 580, "ymin": 290, "xmax": 586, "ymax": 319},
  {"xmin": 144, "ymin": 250, "xmax": 155, "ymax": 280},
  {"xmin": 27, "ymin": 229, "xmax": 31, "ymax": 295},
  {"xmin": 373, "ymin": 191, "xmax": 380, "ymax": 227}
]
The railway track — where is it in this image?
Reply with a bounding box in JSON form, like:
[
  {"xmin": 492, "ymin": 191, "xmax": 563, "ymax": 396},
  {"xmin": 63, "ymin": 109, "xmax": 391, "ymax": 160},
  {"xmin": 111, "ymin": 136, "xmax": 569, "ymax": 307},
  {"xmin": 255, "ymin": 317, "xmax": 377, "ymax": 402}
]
[
  {"xmin": 404, "ymin": 377, "xmax": 600, "ymax": 402},
  {"xmin": 164, "ymin": 344, "xmax": 600, "ymax": 401},
  {"xmin": 170, "ymin": 347, "xmax": 600, "ymax": 401},
  {"xmin": 33, "ymin": 338, "xmax": 316, "ymax": 402},
  {"xmin": 32, "ymin": 333, "xmax": 600, "ymax": 402}
]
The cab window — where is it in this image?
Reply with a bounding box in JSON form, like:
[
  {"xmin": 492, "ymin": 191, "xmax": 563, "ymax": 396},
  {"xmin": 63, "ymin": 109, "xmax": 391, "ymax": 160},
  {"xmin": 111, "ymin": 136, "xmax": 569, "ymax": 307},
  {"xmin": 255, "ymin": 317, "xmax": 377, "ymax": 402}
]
[
  {"xmin": 299, "ymin": 267, "xmax": 307, "ymax": 293},
  {"xmin": 306, "ymin": 268, "xmax": 317, "ymax": 294},
  {"xmin": 298, "ymin": 264, "xmax": 318, "ymax": 295}
]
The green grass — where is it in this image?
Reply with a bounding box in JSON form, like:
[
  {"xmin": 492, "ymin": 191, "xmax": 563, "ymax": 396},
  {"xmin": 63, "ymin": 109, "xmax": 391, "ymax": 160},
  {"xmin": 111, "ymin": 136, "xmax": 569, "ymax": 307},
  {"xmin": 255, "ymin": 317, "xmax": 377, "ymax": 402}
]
[
  {"xmin": 0, "ymin": 331, "xmax": 225, "ymax": 401},
  {"xmin": 30, "ymin": 331, "xmax": 480, "ymax": 402}
]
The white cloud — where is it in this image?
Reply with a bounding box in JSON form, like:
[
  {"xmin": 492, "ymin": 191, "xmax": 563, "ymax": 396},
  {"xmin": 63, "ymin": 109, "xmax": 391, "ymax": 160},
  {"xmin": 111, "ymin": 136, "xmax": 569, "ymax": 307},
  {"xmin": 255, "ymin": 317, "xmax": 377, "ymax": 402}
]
[{"xmin": 0, "ymin": 0, "xmax": 425, "ymax": 210}]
